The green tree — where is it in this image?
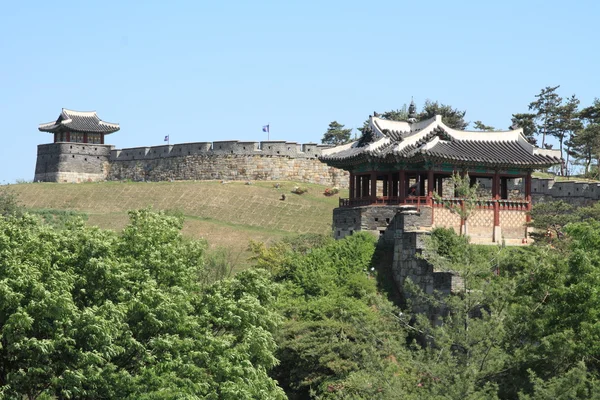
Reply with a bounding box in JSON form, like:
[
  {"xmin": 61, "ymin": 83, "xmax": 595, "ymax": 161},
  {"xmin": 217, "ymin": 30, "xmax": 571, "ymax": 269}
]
[
  {"xmin": 510, "ymin": 113, "xmax": 538, "ymax": 145},
  {"xmin": 433, "ymin": 172, "xmax": 479, "ymax": 236},
  {"xmin": 557, "ymin": 95, "xmax": 582, "ymax": 175},
  {"xmin": 570, "ymin": 98, "xmax": 600, "ymax": 176},
  {"xmin": 322, "ymin": 121, "xmax": 352, "ymax": 146},
  {"xmin": 0, "ymin": 187, "xmax": 22, "ymax": 217},
  {"xmin": 528, "ymin": 85, "xmax": 562, "ymax": 148},
  {"xmin": 0, "ymin": 210, "xmax": 284, "ymax": 399},
  {"xmin": 473, "ymin": 121, "xmax": 495, "ymax": 131},
  {"xmin": 418, "ymin": 100, "xmax": 468, "ymax": 130}
]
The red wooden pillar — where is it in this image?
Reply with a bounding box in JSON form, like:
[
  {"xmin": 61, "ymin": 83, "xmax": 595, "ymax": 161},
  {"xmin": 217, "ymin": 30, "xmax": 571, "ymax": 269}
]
[
  {"xmin": 370, "ymin": 172, "xmax": 377, "ymax": 203},
  {"xmin": 525, "ymin": 171, "xmax": 532, "ymax": 222},
  {"xmin": 66, "ymin": 132, "xmax": 71, "ymax": 142},
  {"xmin": 399, "ymin": 170, "xmax": 406, "ymax": 203},
  {"xmin": 427, "ymin": 169, "xmax": 434, "ymax": 197},
  {"xmin": 83, "ymin": 133, "xmax": 88, "ymax": 143},
  {"xmin": 100, "ymin": 134, "xmax": 104, "ymax": 144},
  {"xmin": 493, "ymin": 171, "xmax": 500, "ymax": 242}
]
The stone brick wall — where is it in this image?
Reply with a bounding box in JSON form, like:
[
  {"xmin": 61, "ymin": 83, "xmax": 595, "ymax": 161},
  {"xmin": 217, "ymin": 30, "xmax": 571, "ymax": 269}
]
[
  {"xmin": 34, "ymin": 143, "xmax": 113, "ymax": 183},
  {"xmin": 107, "ymin": 154, "xmax": 347, "ymax": 187},
  {"xmin": 34, "ymin": 139, "xmax": 348, "ymax": 186}
]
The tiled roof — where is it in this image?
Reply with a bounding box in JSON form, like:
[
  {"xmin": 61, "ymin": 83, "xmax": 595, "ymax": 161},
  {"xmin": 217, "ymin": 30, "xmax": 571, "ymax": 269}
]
[
  {"xmin": 39, "ymin": 109, "xmax": 120, "ymax": 134},
  {"xmin": 320, "ymin": 115, "xmax": 562, "ymax": 169}
]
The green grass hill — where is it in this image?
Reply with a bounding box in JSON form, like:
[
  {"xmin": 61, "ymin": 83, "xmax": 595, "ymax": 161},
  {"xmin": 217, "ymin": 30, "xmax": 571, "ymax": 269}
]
[{"xmin": 10, "ymin": 180, "xmax": 345, "ymax": 268}]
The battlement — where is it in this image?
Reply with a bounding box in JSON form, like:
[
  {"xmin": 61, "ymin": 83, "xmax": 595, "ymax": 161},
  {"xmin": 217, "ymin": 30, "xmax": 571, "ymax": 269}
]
[{"xmin": 110, "ymin": 140, "xmax": 333, "ymax": 161}]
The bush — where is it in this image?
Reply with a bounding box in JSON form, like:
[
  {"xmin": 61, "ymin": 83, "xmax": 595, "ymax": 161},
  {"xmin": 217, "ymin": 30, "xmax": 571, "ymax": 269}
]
[
  {"xmin": 323, "ymin": 187, "xmax": 340, "ymax": 196},
  {"xmin": 291, "ymin": 186, "xmax": 308, "ymax": 195}
]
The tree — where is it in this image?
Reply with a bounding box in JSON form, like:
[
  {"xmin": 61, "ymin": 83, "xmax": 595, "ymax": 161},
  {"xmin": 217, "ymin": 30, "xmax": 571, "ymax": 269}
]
[
  {"xmin": 553, "ymin": 94, "xmax": 582, "ymax": 175},
  {"xmin": 322, "ymin": 121, "xmax": 352, "ymax": 146},
  {"xmin": 473, "ymin": 121, "xmax": 495, "ymax": 131},
  {"xmin": 0, "ymin": 209, "xmax": 285, "ymax": 399},
  {"xmin": 433, "ymin": 172, "xmax": 479, "ymax": 236},
  {"xmin": 418, "ymin": 100, "xmax": 468, "ymax": 130},
  {"xmin": 569, "ymin": 99, "xmax": 600, "ymax": 176},
  {"xmin": 0, "ymin": 187, "xmax": 22, "ymax": 217},
  {"xmin": 510, "ymin": 113, "xmax": 538, "ymax": 145},
  {"xmin": 528, "ymin": 85, "xmax": 562, "ymax": 148}
]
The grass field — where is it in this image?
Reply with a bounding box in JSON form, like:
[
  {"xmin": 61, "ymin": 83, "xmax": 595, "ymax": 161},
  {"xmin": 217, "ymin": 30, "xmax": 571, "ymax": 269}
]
[{"xmin": 10, "ymin": 180, "xmax": 345, "ymax": 267}]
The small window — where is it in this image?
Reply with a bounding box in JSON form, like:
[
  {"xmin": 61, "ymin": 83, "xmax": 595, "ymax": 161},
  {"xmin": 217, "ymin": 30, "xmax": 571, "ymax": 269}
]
[
  {"xmin": 72, "ymin": 155, "xmax": 75, "ymax": 158},
  {"xmin": 95, "ymin": 148, "xmax": 97, "ymax": 151},
  {"xmin": 84, "ymin": 158, "xmax": 87, "ymax": 161},
  {"xmin": 243, "ymin": 146, "xmax": 246, "ymax": 150},
  {"xmin": 386, "ymin": 218, "xmax": 390, "ymax": 223},
  {"xmin": 70, "ymin": 146, "xmax": 72, "ymax": 149},
  {"xmin": 277, "ymin": 151, "xmax": 280, "ymax": 154},
  {"xmin": 96, "ymin": 156, "xmax": 99, "ymax": 159},
  {"xmin": 268, "ymin": 146, "xmax": 271, "ymax": 149},
  {"xmin": 374, "ymin": 217, "xmax": 379, "ymax": 222}
]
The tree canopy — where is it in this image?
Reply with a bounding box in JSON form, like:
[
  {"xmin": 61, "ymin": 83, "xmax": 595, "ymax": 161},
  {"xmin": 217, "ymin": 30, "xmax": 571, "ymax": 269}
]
[
  {"xmin": 321, "ymin": 121, "xmax": 352, "ymax": 146},
  {"xmin": 0, "ymin": 209, "xmax": 284, "ymax": 399}
]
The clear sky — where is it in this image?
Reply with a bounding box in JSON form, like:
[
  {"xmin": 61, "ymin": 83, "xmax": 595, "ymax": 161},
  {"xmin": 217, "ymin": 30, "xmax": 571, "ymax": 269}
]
[{"xmin": 1, "ymin": 0, "xmax": 598, "ymax": 183}]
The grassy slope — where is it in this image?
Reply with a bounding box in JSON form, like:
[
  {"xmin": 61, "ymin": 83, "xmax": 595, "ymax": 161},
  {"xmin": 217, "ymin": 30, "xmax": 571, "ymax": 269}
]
[{"xmin": 11, "ymin": 180, "xmax": 345, "ymax": 267}]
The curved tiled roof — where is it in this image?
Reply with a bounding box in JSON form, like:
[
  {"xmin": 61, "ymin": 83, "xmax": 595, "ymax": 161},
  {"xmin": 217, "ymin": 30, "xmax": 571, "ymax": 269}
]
[
  {"xmin": 320, "ymin": 115, "xmax": 562, "ymax": 169},
  {"xmin": 39, "ymin": 109, "xmax": 120, "ymax": 134}
]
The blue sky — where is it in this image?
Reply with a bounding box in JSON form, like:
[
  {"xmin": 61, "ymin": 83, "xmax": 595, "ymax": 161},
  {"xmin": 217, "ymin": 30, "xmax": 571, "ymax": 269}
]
[{"xmin": 1, "ymin": 0, "xmax": 598, "ymax": 183}]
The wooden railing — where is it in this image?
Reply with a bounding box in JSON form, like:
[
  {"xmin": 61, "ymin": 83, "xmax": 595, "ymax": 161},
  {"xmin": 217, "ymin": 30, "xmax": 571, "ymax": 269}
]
[{"xmin": 340, "ymin": 196, "xmax": 530, "ymax": 211}]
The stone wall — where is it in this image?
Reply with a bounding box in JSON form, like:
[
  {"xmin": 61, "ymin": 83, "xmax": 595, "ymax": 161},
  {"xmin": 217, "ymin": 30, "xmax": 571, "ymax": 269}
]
[
  {"xmin": 108, "ymin": 154, "xmax": 347, "ymax": 187},
  {"xmin": 34, "ymin": 139, "xmax": 348, "ymax": 187},
  {"xmin": 531, "ymin": 178, "xmax": 600, "ymax": 206},
  {"xmin": 34, "ymin": 143, "xmax": 113, "ymax": 183}
]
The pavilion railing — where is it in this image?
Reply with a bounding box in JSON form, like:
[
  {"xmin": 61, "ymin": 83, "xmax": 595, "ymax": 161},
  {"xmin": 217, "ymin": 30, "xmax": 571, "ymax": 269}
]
[{"xmin": 339, "ymin": 197, "xmax": 530, "ymax": 211}]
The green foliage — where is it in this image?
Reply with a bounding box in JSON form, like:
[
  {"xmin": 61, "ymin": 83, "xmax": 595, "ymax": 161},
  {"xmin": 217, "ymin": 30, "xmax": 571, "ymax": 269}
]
[
  {"xmin": 418, "ymin": 100, "xmax": 468, "ymax": 130},
  {"xmin": 529, "ymin": 200, "xmax": 577, "ymax": 240},
  {"xmin": 511, "ymin": 113, "xmax": 538, "ymax": 145},
  {"xmin": 0, "ymin": 209, "xmax": 284, "ymax": 399},
  {"xmin": 252, "ymin": 233, "xmax": 421, "ymax": 399},
  {"xmin": 0, "ymin": 187, "xmax": 22, "ymax": 217},
  {"xmin": 433, "ymin": 172, "xmax": 479, "ymax": 235},
  {"xmin": 529, "ymin": 85, "xmax": 562, "ymax": 148},
  {"xmin": 473, "ymin": 120, "xmax": 495, "ymax": 131},
  {"xmin": 28, "ymin": 208, "xmax": 88, "ymax": 229},
  {"xmin": 322, "ymin": 121, "xmax": 352, "ymax": 146}
]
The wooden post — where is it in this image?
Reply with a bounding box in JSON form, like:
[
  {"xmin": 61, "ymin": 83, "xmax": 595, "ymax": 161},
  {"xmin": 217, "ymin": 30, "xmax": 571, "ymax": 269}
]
[
  {"xmin": 427, "ymin": 169, "xmax": 434, "ymax": 197},
  {"xmin": 349, "ymin": 172, "xmax": 355, "ymax": 200},
  {"xmin": 370, "ymin": 172, "xmax": 377, "ymax": 203},
  {"xmin": 437, "ymin": 176, "xmax": 444, "ymax": 197},
  {"xmin": 493, "ymin": 171, "xmax": 501, "ymax": 242},
  {"xmin": 399, "ymin": 170, "xmax": 406, "ymax": 203},
  {"xmin": 388, "ymin": 173, "xmax": 394, "ymax": 201},
  {"xmin": 525, "ymin": 172, "xmax": 532, "ymax": 223}
]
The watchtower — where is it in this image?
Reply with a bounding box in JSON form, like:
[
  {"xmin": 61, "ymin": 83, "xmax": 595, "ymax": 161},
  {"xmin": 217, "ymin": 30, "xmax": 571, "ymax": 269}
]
[{"xmin": 35, "ymin": 109, "xmax": 120, "ymax": 182}]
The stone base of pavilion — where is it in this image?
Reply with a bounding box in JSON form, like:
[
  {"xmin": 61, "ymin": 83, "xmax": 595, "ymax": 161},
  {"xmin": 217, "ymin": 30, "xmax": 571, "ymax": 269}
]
[{"xmin": 333, "ymin": 196, "xmax": 531, "ymax": 245}]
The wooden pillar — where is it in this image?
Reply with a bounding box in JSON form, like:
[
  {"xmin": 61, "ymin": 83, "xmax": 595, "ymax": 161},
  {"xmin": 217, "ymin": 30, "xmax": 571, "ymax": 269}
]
[
  {"xmin": 388, "ymin": 173, "xmax": 393, "ymax": 199},
  {"xmin": 399, "ymin": 170, "xmax": 406, "ymax": 203},
  {"xmin": 370, "ymin": 172, "xmax": 377, "ymax": 203},
  {"xmin": 83, "ymin": 133, "xmax": 88, "ymax": 144},
  {"xmin": 392, "ymin": 173, "xmax": 399, "ymax": 199},
  {"xmin": 501, "ymin": 177, "xmax": 508, "ymax": 200},
  {"xmin": 525, "ymin": 172, "xmax": 532, "ymax": 222},
  {"xmin": 427, "ymin": 169, "xmax": 434, "ymax": 197},
  {"xmin": 100, "ymin": 134, "xmax": 105, "ymax": 145},
  {"xmin": 493, "ymin": 171, "xmax": 500, "ymax": 242},
  {"xmin": 66, "ymin": 132, "xmax": 70, "ymax": 143},
  {"xmin": 419, "ymin": 174, "xmax": 425, "ymax": 197},
  {"xmin": 382, "ymin": 175, "xmax": 388, "ymax": 197},
  {"xmin": 363, "ymin": 175, "xmax": 370, "ymax": 198},
  {"xmin": 349, "ymin": 172, "xmax": 355, "ymax": 199}
]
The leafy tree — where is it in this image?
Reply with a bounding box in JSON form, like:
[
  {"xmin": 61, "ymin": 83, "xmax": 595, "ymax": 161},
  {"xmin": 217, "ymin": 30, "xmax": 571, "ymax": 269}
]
[
  {"xmin": 528, "ymin": 85, "xmax": 562, "ymax": 148},
  {"xmin": 0, "ymin": 187, "xmax": 22, "ymax": 217},
  {"xmin": 473, "ymin": 121, "xmax": 495, "ymax": 131},
  {"xmin": 433, "ymin": 172, "xmax": 479, "ymax": 236},
  {"xmin": 0, "ymin": 209, "xmax": 284, "ymax": 399},
  {"xmin": 322, "ymin": 121, "xmax": 352, "ymax": 146},
  {"xmin": 418, "ymin": 100, "xmax": 468, "ymax": 130},
  {"xmin": 557, "ymin": 95, "xmax": 582, "ymax": 175},
  {"xmin": 511, "ymin": 113, "xmax": 538, "ymax": 145},
  {"xmin": 570, "ymin": 98, "xmax": 600, "ymax": 176},
  {"xmin": 253, "ymin": 233, "xmax": 421, "ymax": 399},
  {"xmin": 528, "ymin": 200, "xmax": 577, "ymax": 240}
]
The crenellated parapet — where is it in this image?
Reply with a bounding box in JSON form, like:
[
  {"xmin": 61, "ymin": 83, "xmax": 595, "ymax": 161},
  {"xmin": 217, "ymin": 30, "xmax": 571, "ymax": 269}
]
[{"xmin": 110, "ymin": 140, "xmax": 333, "ymax": 161}]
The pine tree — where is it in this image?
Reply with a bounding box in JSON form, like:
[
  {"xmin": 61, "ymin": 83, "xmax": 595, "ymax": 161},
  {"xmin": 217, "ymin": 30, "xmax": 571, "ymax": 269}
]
[
  {"xmin": 528, "ymin": 85, "xmax": 562, "ymax": 148},
  {"xmin": 322, "ymin": 121, "xmax": 353, "ymax": 145}
]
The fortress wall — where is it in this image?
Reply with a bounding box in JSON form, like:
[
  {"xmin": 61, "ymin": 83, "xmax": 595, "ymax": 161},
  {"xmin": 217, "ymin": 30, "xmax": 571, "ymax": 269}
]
[
  {"xmin": 34, "ymin": 143, "xmax": 113, "ymax": 183},
  {"xmin": 531, "ymin": 177, "xmax": 600, "ymax": 206},
  {"xmin": 107, "ymin": 154, "xmax": 348, "ymax": 187}
]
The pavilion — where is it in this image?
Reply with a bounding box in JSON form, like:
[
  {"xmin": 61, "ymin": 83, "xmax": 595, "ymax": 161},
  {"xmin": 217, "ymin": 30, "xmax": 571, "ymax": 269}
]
[
  {"xmin": 38, "ymin": 108, "xmax": 120, "ymax": 144},
  {"xmin": 320, "ymin": 105, "xmax": 562, "ymax": 242}
]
